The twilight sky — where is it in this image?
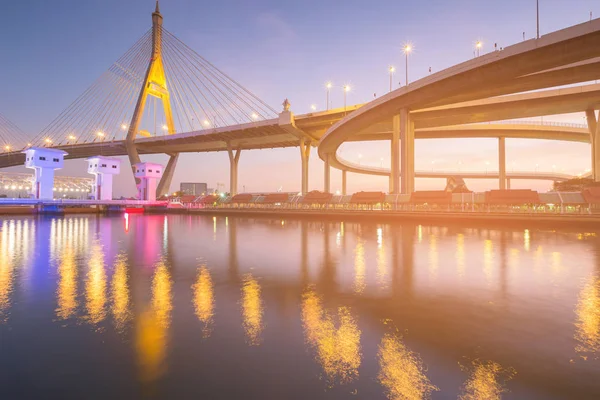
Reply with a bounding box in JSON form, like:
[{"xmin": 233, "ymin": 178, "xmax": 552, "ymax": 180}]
[{"xmin": 1, "ymin": 0, "xmax": 599, "ymax": 196}]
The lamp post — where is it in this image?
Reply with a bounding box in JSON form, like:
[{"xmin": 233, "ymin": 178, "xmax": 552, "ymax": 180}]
[
  {"xmin": 403, "ymin": 44, "xmax": 412, "ymax": 85},
  {"xmin": 388, "ymin": 66, "xmax": 395, "ymax": 92},
  {"xmin": 475, "ymin": 41, "xmax": 482, "ymax": 57},
  {"xmin": 326, "ymin": 82, "xmax": 332, "ymax": 111}
]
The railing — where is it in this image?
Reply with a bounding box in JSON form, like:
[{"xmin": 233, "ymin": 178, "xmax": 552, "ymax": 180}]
[{"xmin": 0, "ymin": 198, "xmax": 167, "ymax": 206}]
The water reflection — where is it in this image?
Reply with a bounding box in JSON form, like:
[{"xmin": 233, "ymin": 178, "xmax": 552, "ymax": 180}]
[
  {"xmin": 0, "ymin": 221, "xmax": 14, "ymax": 321},
  {"xmin": 136, "ymin": 259, "xmax": 172, "ymax": 383},
  {"xmin": 376, "ymin": 227, "xmax": 387, "ymax": 287},
  {"xmin": 377, "ymin": 333, "xmax": 438, "ymax": 399},
  {"xmin": 241, "ymin": 273, "xmax": 264, "ymax": 345},
  {"xmin": 353, "ymin": 239, "xmax": 366, "ymax": 294},
  {"xmin": 575, "ymin": 276, "xmax": 600, "ymax": 356},
  {"xmin": 459, "ymin": 360, "xmax": 515, "ymax": 400},
  {"xmin": 192, "ymin": 265, "xmax": 214, "ymax": 337},
  {"xmin": 457, "ymin": 234, "xmax": 465, "ymax": 278},
  {"xmin": 301, "ymin": 287, "xmax": 361, "ymax": 386},
  {"xmin": 56, "ymin": 244, "xmax": 77, "ymax": 320},
  {"xmin": 85, "ymin": 243, "xmax": 107, "ymax": 325},
  {"xmin": 111, "ymin": 253, "xmax": 130, "ymax": 332}
]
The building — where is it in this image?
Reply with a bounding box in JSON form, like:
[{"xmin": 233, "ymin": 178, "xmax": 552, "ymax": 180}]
[{"xmin": 180, "ymin": 182, "xmax": 207, "ymax": 195}]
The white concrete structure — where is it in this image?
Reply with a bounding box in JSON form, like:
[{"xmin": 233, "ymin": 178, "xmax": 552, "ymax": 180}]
[
  {"xmin": 22, "ymin": 147, "xmax": 67, "ymax": 199},
  {"xmin": 86, "ymin": 156, "xmax": 121, "ymax": 200},
  {"xmin": 133, "ymin": 162, "xmax": 163, "ymax": 201}
]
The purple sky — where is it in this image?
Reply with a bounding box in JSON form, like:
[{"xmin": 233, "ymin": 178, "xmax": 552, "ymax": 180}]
[{"xmin": 1, "ymin": 0, "xmax": 599, "ymax": 196}]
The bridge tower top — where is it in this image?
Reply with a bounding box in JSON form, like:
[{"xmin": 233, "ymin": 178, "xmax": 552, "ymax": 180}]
[{"xmin": 151, "ymin": 1, "xmax": 163, "ymax": 59}]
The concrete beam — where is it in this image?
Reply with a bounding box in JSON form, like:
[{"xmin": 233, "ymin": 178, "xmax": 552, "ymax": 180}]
[
  {"xmin": 156, "ymin": 153, "xmax": 179, "ymax": 197},
  {"xmin": 499, "ymin": 137, "xmax": 507, "ymax": 190},
  {"xmin": 227, "ymin": 144, "xmax": 242, "ymax": 195},
  {"xmin": 299, "ymin": 139, "xmax": 311, "ymax": 195},
  {"xmin": 400, "ymin": 109, "xmax": 415, "ymax": 194},
  {"xmin": 391, "ymin": 114, "xmax": 400, "ymax": 194}
]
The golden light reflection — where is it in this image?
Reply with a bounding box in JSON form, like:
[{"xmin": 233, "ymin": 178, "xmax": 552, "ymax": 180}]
[
  {"xmin": 301, "ymin": 287, "xmax": 361, "ymax": 385},
  {"xmin": 152, "ymin": 260, "xmax": 173, "ymax": 329},
  {"xmin": 523, "ymin": 229, "xmax": 530, "ymax": 252},
  {"xmin": 429, "ymin": 234, "xmax": 438, "ymax": 280},
  {"xmin": 483, "ymin": 240, "xmax": 493, "ymax": 284},
  {"xmin": 136, "ymin": 260, "xmax": 173, "ymax": 383},
  {"xmin": 0, "ymin": 222, "xmax": 14, "ymax": 321},
  {"xmin": 193, "ymin": 265, "xmax": 214, "ymax": 337},
  {"xmin": 378, "ymin": 333, "xmax": 438, "ymax": 399},
  {"xmin": 456, "ymin": 234, "xmax": 465, "ymax": 278},
  {"xmin": 353, "ymin": 239, "xmax": 366, "ymax": 294},
  {"xmin": 575, "ymin": 276, "xmax": 600, "ymax": 356},
  {"xmin": 56, "ymin": 245, "xmax": 77, "ymax": 320},
  {"xmin": 85, "ymin": 243, "xmax": 107, "ymax": 325},
  {"xmin": 551, "ymin": 252, "xmax": 563, "ymax": 276},
  {"xmin": 111, "ymin": 254, "xmax": 130, "ymax": 331},
  {"xmin": 459, "ymin": 360, "xmax": 515, "ymax": 400},
  {"xmin": 241, "ymin": 274, "xmax": 264, "ymax": 345},
  {"xmin": 376, "ymin": 229, "xmax": 387, "ymax": 287},
  {"xmin": 417, "ymin": 225, "xmax": 423, "ymax": 243}
]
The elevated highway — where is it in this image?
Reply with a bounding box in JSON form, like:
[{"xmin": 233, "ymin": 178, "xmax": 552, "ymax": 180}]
[{"xmin": 318, "ymin": 18, "xmax": 600, "ymax": 194}]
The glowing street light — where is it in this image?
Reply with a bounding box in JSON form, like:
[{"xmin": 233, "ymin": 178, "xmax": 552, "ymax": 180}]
[
  {"xmin": 475, "ymin": 40, "xmax": 483, "ymax": 57},
  {"xmin": 203, "ymin": 119, "xmax": 211, "ymax": 127},
  {"xmin": 251, "ymin": 113, "xmax": 259, "ymax": 120},
  {"xmin": 67, "ymin": 134, "xmax": 76, "ymax": 142},
  {"xmin": 44, "ymin": 138, "xmax": 52, "ymax": 145},
  {"xmin": 96, "ymin": 131, "xmax": 105, "ymax": 140},
  {"xmin": 162, "ymin": 124, "xmax": 168, "ymax": 131},
  {"xmin": 4, "ymin": 145, "xmax": 10, "ymax": 151},
  {"xmin": 343, "ymin": 84, "xmax": 350, "ymax": 112},
  {"xmin": 403, "ymin": 43, "xmax": 413, "ymax": 85},
  {"xmin": 121, "ymin": 124, "xmax": 128, "ymax": 131},
  {"xmin": 311, "ymin": 104, "xmax": 317, "ymax": 111},
  {"xmin": 325, "ymin": 82, "xmax": 332, "ymax": 111},
  {"xmin": 388, "ymin": 66, "xmax": 395, "ymax": 92}
]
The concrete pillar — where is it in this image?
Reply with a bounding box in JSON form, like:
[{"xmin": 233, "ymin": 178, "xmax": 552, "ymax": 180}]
[
  {"xmin": 156, "ymin": 153, "xmax": 179, "ymax": 197},
  {"xmin": 299, "ymin": 139, "xmax": 311, "ymax": 195},
  {"xmin": 342, "ymin": 170, "xmax": 347, "ymax": 195},
  {"xmin": 227, "ymin": 144, "xmax": 241, "ymax": 195},
  {"xmin": 400, "ymin": 109, "xmax": 415, "ymax": 194},
  {"xmin": 324, "ymin": 154, "xmax": 331, "ymax": 193},
  {"xmin": 391, "ymin": 114, "xmax": 400, "ymax": 194},
  {"xmin": 586, "ymin": 109, "xmax": 600, "ymax": 181},
  {"xmin": 498, "ymin": 137, "xmax": 507, "ymax": 190}
]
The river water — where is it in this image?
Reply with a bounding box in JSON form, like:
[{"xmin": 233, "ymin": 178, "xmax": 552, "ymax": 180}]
[{"xmin": 0, "ymin": 214, "xmax": 599, "ymax": 399}]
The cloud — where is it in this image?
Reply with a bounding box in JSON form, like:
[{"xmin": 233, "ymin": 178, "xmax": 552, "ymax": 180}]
[{"xmin": 255, "ymin": 11, "xmax": 297, "ymax": 46}]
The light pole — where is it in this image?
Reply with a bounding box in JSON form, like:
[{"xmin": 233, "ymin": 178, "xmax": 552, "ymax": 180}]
[
  {"xmin": 403, "ymin": 44, "xmax": 412, "ymax": 85},
  {"xmin": 536, "ymin": 0, "xmax": 540, "ymax": 39},
  {"xmin": 475, "ymin": 41, "xmax": 482, "ymax": 57},
  {"xmin": 388, "ymin": 66, "xmax": 395, "ymax": 92},
  {"xmin": 343, "ymin": 85, "xmax": 350, "ymax": 112},
  {"xmin": 326, "ymin": 82, "xmax": 332, "ymax": 111}
]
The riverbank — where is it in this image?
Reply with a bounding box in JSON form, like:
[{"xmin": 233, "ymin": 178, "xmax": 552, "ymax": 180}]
[{"xmin": 155, "ymin": 207, "xmax": 600, "ymax": 228}]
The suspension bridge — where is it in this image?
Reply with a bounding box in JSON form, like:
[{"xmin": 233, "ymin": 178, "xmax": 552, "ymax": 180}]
[{"xmin": 1, "ymin": 2, "xmax": 600, "ymax": 200}]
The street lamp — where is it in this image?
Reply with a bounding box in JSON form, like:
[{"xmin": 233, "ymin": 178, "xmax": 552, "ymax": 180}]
[
  {"xmin": 121, "ymin": 124, "xmax": 128, "ymax": 131},
  {"xmin": 475, "ymin": 40, "xmax": 483, "ymax": 57},
  {"xmin": 403, "ymin": 44, "xmax": 412, "ymax": 85},
  {"xmin": 388, "ymin": 66, "xmax": 395, "ymax": 92},
  {"xmin": 326, "ymin": 82, "xmax": 332, "ymax": 111},
  {"xmin": 4, "ymin": 145, "xmax": 10, "ymax": 152},
  {"xmin": 311, "ymin": 104, "xmax": 317, "ymax": 111},
  {"xmin": 343, "ymin": 85, "xmax": 350, "ymax": 111},
  {"xmin": 162, "ymin": 124, "xmax": 168, "ymax": 131}
]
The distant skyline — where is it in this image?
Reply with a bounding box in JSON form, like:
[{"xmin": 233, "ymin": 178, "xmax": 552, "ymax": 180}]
[{"xmin": 2, "ymin": 0, "xmax": 599, "ymax": 196}]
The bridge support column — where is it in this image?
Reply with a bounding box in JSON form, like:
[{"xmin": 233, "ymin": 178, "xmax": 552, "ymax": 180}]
[
  {"xmin": 324, "ymin": 154, "xmax": 331, "ymax": 193},
  {"xmin": 299, "ymin": 139, "xmax": 311, "ymax": 195},
  {"xmin": 400, "ymin": 109, "xmax": 415, "ymax": 194},
  {"xmin": 499, "ymin": 137, "xmax": 507, "ymax": 190},
  {"xmin": 227, "ymin": 144, "xmax": 241, "ymax": 195},
  {"xmin": 126, "ymin": 141, "xmax": 142, "ymax": 194},
  {"xmin": 586, "ymin": 109, "xmax": 600, "ymax": 181},
  {"xmin": 156, "ymin": 153, "xmax": 179, "ymax": 197},
  {"xmin": 390, "ymin": 114, "xmax": 400, "ymax": 194},
  {"xmin": 342, "ymin": 170, "xmax": 347, "ymax": 195}
]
